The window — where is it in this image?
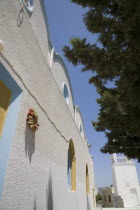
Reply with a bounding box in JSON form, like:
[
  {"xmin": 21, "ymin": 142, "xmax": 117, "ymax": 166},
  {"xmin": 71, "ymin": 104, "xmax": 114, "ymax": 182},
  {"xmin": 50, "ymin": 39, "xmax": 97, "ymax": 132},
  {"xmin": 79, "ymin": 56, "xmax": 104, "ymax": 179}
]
[
  {"xmin": 126, "ymin": 182, "xmax": 130, "ymax": 187},
  {"xmin": 22, "ymin": 0, "xmax": 34, "ymax": 13},
  {"xmin": 67, "ymin": 140, "xmax": 76, "ymax": 191},
  {"xmin": 0, "ymin": 65, "xmax": 22, "ymax": 198},
  {"xmin": 79, "ymin": 123, "xmax": 82, "ymax": 134},
  {"xmin": 109, "ymin": 195, "xmax": 111, "ymax": 203},
  {"xmin": 0, "ymin": 80, "xmax": 11, "ymax": 136},
  {"xmin": 86, "ymin": 164, "xmax": 90, "ymax": 194},
  {"xmin": 104, "ymin": 195, "xmax": 106, "ymax": 202},
  {"xmin": 63, "ymin": 83, "xmax": 69, "ymax": 104}
]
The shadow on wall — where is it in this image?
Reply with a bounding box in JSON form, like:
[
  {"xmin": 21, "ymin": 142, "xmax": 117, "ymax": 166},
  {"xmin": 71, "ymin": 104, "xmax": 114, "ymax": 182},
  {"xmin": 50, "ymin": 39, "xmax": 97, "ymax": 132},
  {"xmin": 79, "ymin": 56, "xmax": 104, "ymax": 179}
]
[
  {"xmin": 87, "ymin": 195, "xmax": 91, "ymax": 210},
  {"xmin": 17, "ymin": 3, "xmax": 32, "ymax": 27},
  {"xmin": 17, "ymin": 8, "xmax": 24, "ymax": 27},
  {"xmin": 46, "ymin": 173, "xmax": 53, "ymax": 210},
  {"xmin": 25, "ymin": 125, "xmax": 35, "ymax": 163},
  {"xmin": 34, "ymin": 195, "xmax": 37, "ymax": 210}
]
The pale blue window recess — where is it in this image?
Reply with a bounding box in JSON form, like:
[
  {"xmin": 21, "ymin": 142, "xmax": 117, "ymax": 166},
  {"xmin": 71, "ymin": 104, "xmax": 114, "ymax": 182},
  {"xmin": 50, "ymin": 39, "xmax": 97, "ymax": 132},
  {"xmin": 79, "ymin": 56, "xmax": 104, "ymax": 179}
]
[
  {"xmin": 67, "ymin": 147, "xmax": 71, "ymax": 190},
  {"xmin": 63, "ymin": 83, "xmax": 69, "ymax": 104},
  {"xmin": 80, "ymin": 124, "xmax": 82, "ymax": 134}
]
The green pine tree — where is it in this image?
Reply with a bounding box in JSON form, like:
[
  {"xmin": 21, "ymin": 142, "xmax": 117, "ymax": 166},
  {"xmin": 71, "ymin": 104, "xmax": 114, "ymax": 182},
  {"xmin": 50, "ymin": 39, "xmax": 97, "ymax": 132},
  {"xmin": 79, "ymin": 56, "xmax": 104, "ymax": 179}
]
[{"xmin": 63, "ymin": 0, "xmax": 140, "ymax": 161}]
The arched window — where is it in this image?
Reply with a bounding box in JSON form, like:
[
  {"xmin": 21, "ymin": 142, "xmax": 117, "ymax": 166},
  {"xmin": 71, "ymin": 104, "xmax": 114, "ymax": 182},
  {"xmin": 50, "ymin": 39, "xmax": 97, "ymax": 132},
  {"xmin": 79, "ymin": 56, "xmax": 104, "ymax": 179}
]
[
  {"xmin": 0, "ymin": 80, "xmax": 11, "ymax": 135},
  {"xmin": 67, "ymin": 140, "xmax": 76, "ymax": 191},
  {"xmin": 86, "ymin": 164, "xmax": 90, "ymax": 194},
  {"xmin": 63, "ymin": 83, "xmax": 69, "ymax": 104},
  {"xmin": 79, "ymin": 123, "xmax": 82, "ymax": 134}
]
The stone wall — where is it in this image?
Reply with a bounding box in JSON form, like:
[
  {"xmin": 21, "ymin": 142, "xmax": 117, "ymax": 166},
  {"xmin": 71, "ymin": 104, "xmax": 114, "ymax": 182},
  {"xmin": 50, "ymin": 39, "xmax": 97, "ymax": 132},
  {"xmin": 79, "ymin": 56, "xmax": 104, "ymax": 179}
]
[{"xmin": 101, "ymin": 187, "xmax": 114, "ymax": 207}]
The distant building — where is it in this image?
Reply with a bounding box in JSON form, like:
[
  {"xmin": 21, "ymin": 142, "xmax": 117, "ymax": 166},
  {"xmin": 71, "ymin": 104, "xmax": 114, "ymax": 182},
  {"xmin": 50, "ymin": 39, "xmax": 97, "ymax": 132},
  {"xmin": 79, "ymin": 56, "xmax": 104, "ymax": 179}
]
[
  {"xmin": 101, "ymin": 154, "xmax": 140, "ymax": 208},
  {"xmin": 101, "ymin": 186, "xmax": 116, "ymax": 208}
]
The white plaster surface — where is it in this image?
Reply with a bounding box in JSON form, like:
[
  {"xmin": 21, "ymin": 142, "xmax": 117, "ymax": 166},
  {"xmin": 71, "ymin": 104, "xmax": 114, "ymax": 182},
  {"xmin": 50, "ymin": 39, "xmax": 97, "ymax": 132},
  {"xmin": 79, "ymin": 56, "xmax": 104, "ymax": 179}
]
[
  {"xmin": 51, "ymin": 55, "xmax": 75, "ymax": 118},
  {"xmin": 102, "ymin": 208, "xmax": 140, "ymax": 210},
  {"xmin": 75, "ymin": 106, "xmax": 85, "ymax": 140},
  {"xmin": 0, "ymin": 0, "xmax": 96, "ymax": 209},
  {"xmin": 30, "ymin": 0, "xmax": 51, "ymax": 63},
  {"xmin": 112, "ymin": 161, "xmax": 140, "ymax": 207}
]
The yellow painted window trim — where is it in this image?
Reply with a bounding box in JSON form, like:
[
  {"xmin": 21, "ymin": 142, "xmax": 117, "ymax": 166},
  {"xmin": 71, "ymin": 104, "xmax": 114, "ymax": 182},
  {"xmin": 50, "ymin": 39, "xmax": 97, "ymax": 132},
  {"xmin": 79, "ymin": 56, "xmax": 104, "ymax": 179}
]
[
  {"xmin": 71, "ymin": 156, "xmax": 76, "ymax": 191},
  {"xmin": 0, "ymin": 80, "xmax": 11, "ymax": 136},
  {"xmin": 86, "ymin": 165, "xmax": 90, "ymax": 194}
]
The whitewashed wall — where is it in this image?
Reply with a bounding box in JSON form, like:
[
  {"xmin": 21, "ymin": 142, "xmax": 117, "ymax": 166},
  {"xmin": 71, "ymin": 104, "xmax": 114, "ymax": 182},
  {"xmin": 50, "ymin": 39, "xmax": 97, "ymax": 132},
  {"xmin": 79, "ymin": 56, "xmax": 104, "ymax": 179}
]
[
  {"xmin": 113, "ymin": 162, "xmax": 140, "ymax": 207},
  {"xmin": 102, "ymin": 208, "xmax": 140, "ymax": 210},
  {"xmin": 0, "ymin": 0, "xmax": 95, "ymax": 209},
  {"xmin": 51, "ymin": 52, "xmax": 75, "ymax": 118},
  {"xmin": 75, "ymin": 106, "xmax": 85, "ymax": 140}
]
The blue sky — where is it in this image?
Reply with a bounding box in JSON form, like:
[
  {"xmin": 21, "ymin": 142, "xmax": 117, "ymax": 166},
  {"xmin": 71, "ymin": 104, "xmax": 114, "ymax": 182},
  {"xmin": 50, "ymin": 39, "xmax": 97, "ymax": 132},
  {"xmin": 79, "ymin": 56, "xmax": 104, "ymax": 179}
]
[{"xmin": 45, "ymin": 0, "xmax": 140, "ymax": 188}]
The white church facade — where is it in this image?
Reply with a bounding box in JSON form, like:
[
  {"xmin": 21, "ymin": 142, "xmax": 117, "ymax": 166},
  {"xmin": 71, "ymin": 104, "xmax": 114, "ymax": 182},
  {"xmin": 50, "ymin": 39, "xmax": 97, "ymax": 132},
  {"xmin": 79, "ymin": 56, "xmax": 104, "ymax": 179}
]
[
  {"xmin": 101, "ymin": 154, "xmax": 140, "ymax": 209},
  {"xmin": 0, "ymin": 0, "xmax": 96, "ymax": 209}
]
